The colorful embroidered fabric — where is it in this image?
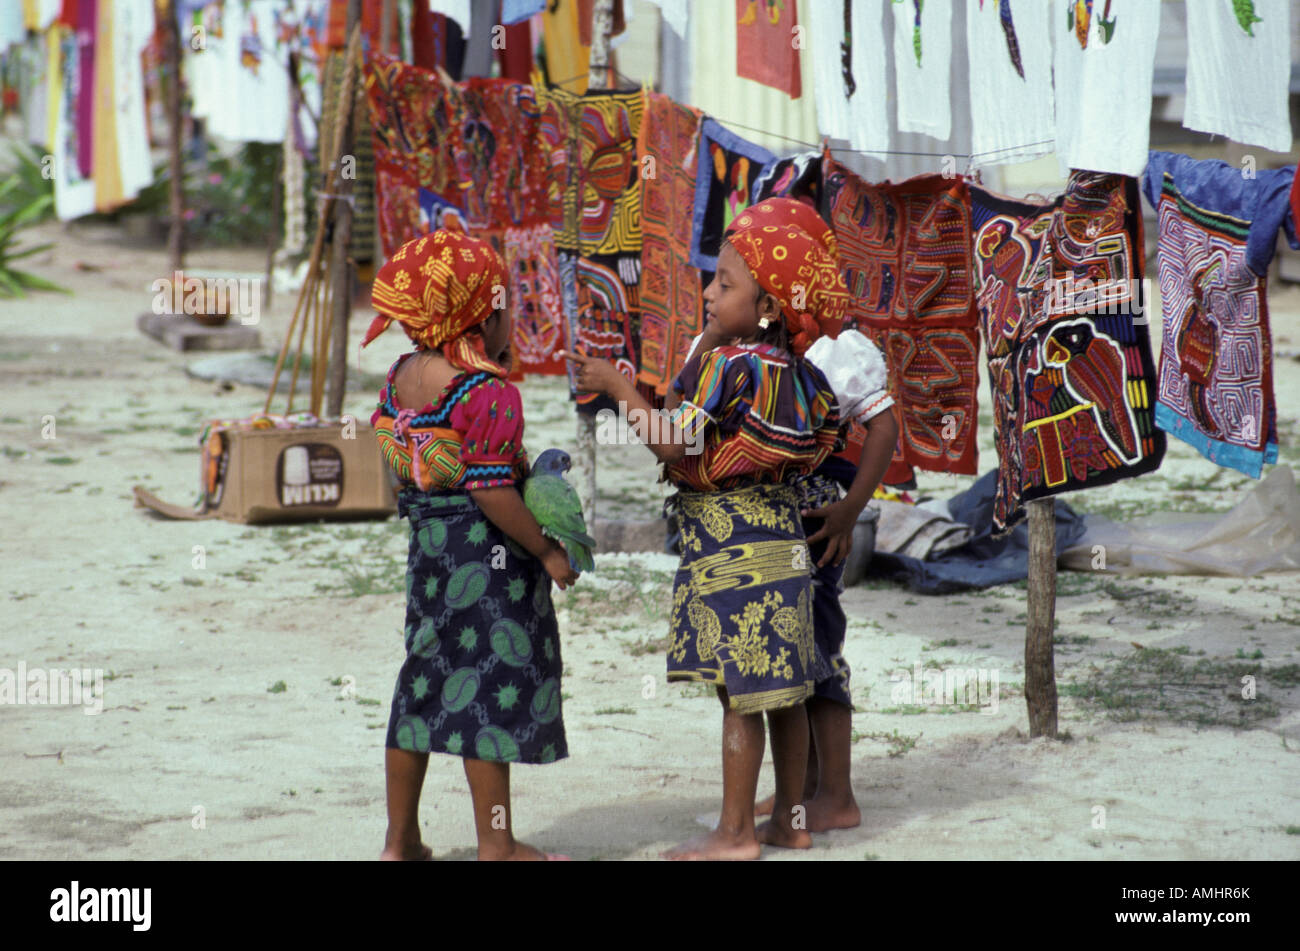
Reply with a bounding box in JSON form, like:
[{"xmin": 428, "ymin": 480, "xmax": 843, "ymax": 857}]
[
  {"xmin": 535, "ymin": 79, "xmax": 646, "ymax": 410},
  {"xmin": 1142, "ymin": 151, "xmax": 1297, "ymax": 477},
  {"xmin": 371, "ymin": 356, "xmax": 531, "ymax": 491},
  {"xmin": 735, "ymin": 0, "xmax": 802, "ymax": 99},
  {"xmin": 689, "ymin": 118, "xmax": 776, "ymax": 272},
  {"xmin": 666, "ymin": 482, "xmax": 815, "ymax": 715},
  {"xmin": 668, "ymin": 343, "xmax": 841, "ymax": 493},
  {"xmin": 364, "ymin": 57, "xmax": 564, "ymax": 377},
  {"xmin": 821, "ymin": 157, "xmax": 981, "ymax": 479},
  {"xmin": 502, "ymin": 223, "xmax": 567, "ymax": 376},
  {"xmin": 971, "ymin": 172, "xmax": 1165, "ymax": 532},
  {"xmin": 751, "ymin": 150, "xmax": 822, "ymax": 206},
  {"xmin": 364, "ymin": 53, "xmax": 460, "ymax": 254},
  {"xmin": 533, "ymin": 79, "xmax": 644, "ymax": 256},
  {"xmin": 452, "ymin": 77, "xmax": 548, "ymax": 232},
  {"xmin": 387, "ymin": 488, "xmax": 566, "ymax": 764},
  {"xmin": 636, "ymin": 90, "xmax": 704, "ymax": 396}
]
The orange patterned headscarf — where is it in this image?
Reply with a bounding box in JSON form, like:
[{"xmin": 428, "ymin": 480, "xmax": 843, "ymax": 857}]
[
  {"xmin": 364, "ymin": 221, "xmax": 509, "ymax": 361},
  {"xmin": 724, "ymin": 198, "xmax": 848, "ymax": 358}
]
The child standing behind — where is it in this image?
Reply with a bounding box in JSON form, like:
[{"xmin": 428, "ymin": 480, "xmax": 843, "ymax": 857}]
[
  {"xmin": 722, "ymin": 200, "xmax": 898, "ymax": 831},
  {"xmin": 561, "ymin": 213, "xmax": 849, "ymax": 860},
  {"xmin": 365, "ymin": 224, "xmax": 578, "ymax": 862}
]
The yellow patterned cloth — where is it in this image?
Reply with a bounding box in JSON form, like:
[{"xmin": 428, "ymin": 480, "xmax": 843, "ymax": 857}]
[{"xmin": 666, "ymin": 482, "xmax": 815, "ymax": 714}]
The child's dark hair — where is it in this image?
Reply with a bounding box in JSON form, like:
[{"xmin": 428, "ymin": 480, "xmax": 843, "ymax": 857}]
[{"xmin": 754, "ymin": 288, "xmax": 805, "ymax": 374}]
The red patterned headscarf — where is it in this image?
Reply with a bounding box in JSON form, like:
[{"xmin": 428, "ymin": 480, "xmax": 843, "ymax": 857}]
[
  {"xmin": 363, "ymin": 221, "xmax": 509, "ymax": 371},
  {"xmin": 728, "ymin": 197, "xmax": 840, "ymax": 264},
  {"xmin": 724, "ymin": 198, "xmax": 848, "ymax": 358}
]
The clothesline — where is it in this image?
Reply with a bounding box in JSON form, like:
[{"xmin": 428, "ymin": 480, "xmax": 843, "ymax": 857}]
[{"xmin": 543, "ymin": 65, "xmax": 1050, "ymax": 163}]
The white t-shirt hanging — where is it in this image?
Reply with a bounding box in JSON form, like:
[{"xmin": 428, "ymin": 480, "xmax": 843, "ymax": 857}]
[
  {"xmin": 892, "ymin": 0, "xmax": 951, "ymax": 141},
  {"xmin": 848, "ymin": 0, "xmax": 889, "ymax": 153},
  {"xmin": 967, "ymin": 0, "xmax": 1054, "ymax": 167},
  {"xmin": 204, "ymin": 0, "xmax": 289, "ymax": 144},
  {"xmin": 1184, "ymin": 0, "xmax": 1292, "ymax": 154},
  {"xmin": 1054, "ymin": 0, "xmax": 1161, "ymax": 177},
  {"xmin": 115, "ymin": 0, "xmax": 156, "ymax": 202},
  {"xmin": 809, "ymin": 0, "xmax": 850, "ymax": 140}
]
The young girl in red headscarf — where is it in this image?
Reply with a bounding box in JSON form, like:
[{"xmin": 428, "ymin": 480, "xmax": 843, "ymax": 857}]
[
  {"xmin": 366, "ymin": 224, "xmax": 577, "ymax": 862},
  {"xmin": 562, "ymin": 209, "xmax": 847, "ymax": 860},
  {"xmin": 718, "ymin": 199, "xmax": 898, "ymax": 833}
]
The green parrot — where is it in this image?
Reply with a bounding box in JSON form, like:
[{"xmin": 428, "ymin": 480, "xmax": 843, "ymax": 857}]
[{"xmin": 523, "ymin": 449, "xmax": 596, "ymax": 573}]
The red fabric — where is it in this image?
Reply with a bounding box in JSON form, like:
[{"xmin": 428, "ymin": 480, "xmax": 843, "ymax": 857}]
[
  {"xmin": 458, "ymin": 378, "xmax": 526, "ymax": 473},
  {"xmin": 497, "ymin": 20, "xmax": 533, "ymax": 82},
  {"xmin": 735, "ymin": 0, "xmax": 802, "ymax": 99},
  {"xmin": 1290, "ymin": 168, "xmax": 1300, "ymax": 248},
  {"xmin": 411, "ymin": 0, "xmax": 443, "ymax": 71}
]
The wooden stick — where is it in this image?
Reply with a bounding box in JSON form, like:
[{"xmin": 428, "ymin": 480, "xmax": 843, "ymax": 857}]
[
  {"xmin": 325, "ymin": 18, "xmax": 364, "ymax": 418},
  {"xmin": 164, "ymin": 0, "xmax": 184, "ymax": 272},
  {"xmin": 571, "ymin": 0, "xmax": 616, "ymax": 530},
  {"xmin": 1025, "ymin": 497, "xmax": 1060, "ymax": 738}
]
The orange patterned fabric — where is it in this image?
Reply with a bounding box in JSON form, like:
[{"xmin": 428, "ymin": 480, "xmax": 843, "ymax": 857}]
[
  {"xmin": 364, "ymin": 222, "xmax": 509, "ymax": 354},
  {"xmin": 725, "ymin": 199, "xmax": 850, "ymax": 357}
]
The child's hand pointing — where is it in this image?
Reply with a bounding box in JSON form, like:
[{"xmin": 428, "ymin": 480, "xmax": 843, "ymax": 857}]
[{"xmin": 556, "ymin": 348, "xmax": 625, "ymax": 397}]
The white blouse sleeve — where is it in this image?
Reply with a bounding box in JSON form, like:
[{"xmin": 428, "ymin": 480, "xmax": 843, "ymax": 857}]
[{"xmin": 805, "ymin": 329, "xmax": 894, "ymax": 424}]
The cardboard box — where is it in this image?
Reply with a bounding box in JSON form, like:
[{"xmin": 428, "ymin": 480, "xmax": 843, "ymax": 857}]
[{"xmin": 135, "ymin": 422, "xmax": 397, "ymax": 523}]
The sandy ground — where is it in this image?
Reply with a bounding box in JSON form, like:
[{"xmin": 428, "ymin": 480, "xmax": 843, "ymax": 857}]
[{"xmin": 1, "ymin": 218, "xmax": 1298, "ymax": 862}]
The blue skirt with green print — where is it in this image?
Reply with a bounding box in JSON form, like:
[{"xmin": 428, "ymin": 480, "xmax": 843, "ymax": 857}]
[{"xmin": 386, "ymin": 487, "xmax": 567, "ymax": 765}]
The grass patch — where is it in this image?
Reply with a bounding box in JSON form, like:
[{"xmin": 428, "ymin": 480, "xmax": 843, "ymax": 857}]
[
  {"xmin": 594, "ymin": 706, "xmax": 636, "ymax": 715},
  {"xmin": 1058, "ymin": 647, "xmax": 1294, "ymax": 729},
  {"xmin": 852, "ymin": 728, "xmax": 922, "ymax": 758},
  {"xmin": 267, "ymin": 680, "xmax": 287, "ymax": 694},
  {"xmin": 45, "ymin": 456, "xmax": 76, "ymax": 465}
]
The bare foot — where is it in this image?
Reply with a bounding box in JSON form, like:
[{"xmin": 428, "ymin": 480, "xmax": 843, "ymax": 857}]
[
  {"xmin": 756, "ymin": 818, "xmax": 813, "ymax": 850},
  {"xmin": 380, "ymin": 841, "xmax": 433, "ymax": 861},
  {"xmin": 478, "ymin": 840, "xmax": 553, "ymax": 861},
  {"xmin": 754, "ymin": 794, "xmax": 775, "ymax": 817},
  {"xmin": 804, "ymin": 795, "xmax": 861, "ymax": 832},
  {"xmin": 662, "ymin": 829, "xmax": 762, "ymax": 861}
]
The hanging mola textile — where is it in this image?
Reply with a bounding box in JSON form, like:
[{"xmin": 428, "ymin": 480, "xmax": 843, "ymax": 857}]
[
  {"xmin": 735, "ymin": 0, "xmax": 802, "ymax": 99},
  {"xmin": 688, "ymin": 118, "xmax": 776, "ymax": 273},
  {"xmin": 535, "ymin": 76, "xmax": 645, "ymax": 412},
  {"xmin": 821, "ymin": 155, "xmax": 981, "ymax": 482},
  {"xmin": 1142, "ymin": 151, "xmax": 1297, "ymax": 479},
  {"xmin": 364, "ymin": 55, "xmax": 564, "ymax": 377},
  {"xmin": 636, "ymin": 90, "xmax": 705, "ymax": 397},
  {"xmin": 971, "ymin": 172, "xmax": 1166, "ymax": 533}
]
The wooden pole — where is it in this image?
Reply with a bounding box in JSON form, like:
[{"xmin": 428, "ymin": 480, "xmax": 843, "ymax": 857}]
[
  {"xmin": 380, "ymin": 0, "xmax": 394, "ymax": 56},
  {"xmin": 325, "ymin": 4, "xmax": 363, "ymax": 419},
  {"xmin": 164, "ymin": 0, "xmax": 184, "ymax": 273},
  {"xmin": 1025, "ymin": 497, "xmax": 1059, "ymax": 738},
  {"xmin": 572, "ymin": 0, "xmax": 616, "ymax": 529}
]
